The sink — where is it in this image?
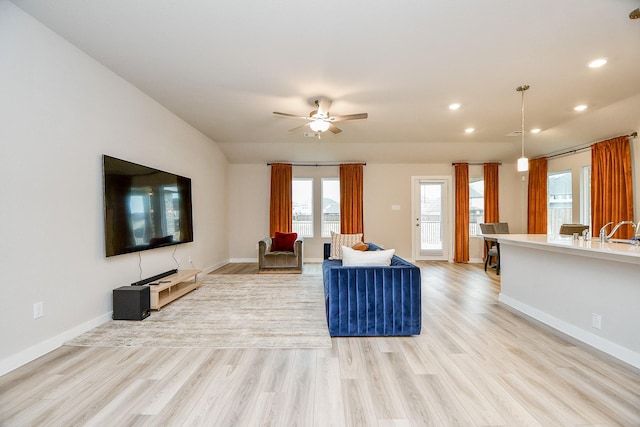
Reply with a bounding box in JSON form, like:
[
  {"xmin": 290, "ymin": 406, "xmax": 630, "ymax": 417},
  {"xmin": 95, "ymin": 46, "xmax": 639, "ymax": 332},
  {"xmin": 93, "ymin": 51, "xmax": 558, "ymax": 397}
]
[{"xmin": 609, "ymin": 238, "xmax": 640, "ymax": 245}]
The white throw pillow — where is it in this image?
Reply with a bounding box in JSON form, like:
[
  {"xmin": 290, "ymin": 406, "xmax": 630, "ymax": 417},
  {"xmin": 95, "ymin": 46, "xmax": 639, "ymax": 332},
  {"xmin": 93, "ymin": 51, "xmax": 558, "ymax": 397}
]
[
  {"xmin": 341, "ymin": 246, "xmax": 396, "ymax": 266},
  {"xmin": 329, "ymin": 232, "xmax": 363, "ymax": 259}
]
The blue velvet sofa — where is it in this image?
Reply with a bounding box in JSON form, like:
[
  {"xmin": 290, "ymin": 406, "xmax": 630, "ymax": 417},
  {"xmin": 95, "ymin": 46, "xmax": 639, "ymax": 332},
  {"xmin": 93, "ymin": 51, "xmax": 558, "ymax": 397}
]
[{"xmin": 322, "ymin": 243, "xmax": 422, "ymax": 337}]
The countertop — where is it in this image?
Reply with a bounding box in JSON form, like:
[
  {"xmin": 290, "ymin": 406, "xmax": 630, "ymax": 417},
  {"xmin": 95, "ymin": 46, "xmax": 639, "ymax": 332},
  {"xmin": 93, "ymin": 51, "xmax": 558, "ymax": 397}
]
[{"xmin": 482, "ymin": 233, "xmax": 640, "ymax": 264}]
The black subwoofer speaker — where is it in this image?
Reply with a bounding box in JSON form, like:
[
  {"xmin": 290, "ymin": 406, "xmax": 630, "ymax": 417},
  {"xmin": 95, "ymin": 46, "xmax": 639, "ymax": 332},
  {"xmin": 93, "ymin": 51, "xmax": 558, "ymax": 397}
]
[{"xmin": 112, "ymin": 286, "xmax": 150, "ymax": 320}]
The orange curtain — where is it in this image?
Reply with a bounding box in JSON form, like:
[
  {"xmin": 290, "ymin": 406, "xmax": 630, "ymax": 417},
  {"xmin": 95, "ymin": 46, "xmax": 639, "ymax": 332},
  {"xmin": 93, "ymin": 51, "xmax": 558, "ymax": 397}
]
[
  {"xmin": 454, "ymin": 163, "xmax": 469, "ymax": 262},
  {"xmin": 592, "ymin": 136, "xmax": 634, "ymax": 238},
  {"xmin": 527, "ymin": 157, "xmax": 548, "ymax": 234},
  {"xmin": 340, "ymin": 163, "xmax": 364, "ymax": 235},
  {"xmin": 483, "ymin": 163, "xmax": 499, "ymax": 223},
  {"xmin": 269, "ymin": 163, "xmax": 292, "ymax": 236}
]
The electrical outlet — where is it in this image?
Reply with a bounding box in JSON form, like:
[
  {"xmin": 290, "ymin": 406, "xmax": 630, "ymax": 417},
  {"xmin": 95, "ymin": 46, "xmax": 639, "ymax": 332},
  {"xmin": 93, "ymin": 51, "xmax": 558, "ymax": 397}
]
[
  {"xmin": 592, "ymin": 313, "xmax": 602, "ymax": 330},
  {"xmin": 188, "ymin": 256, "xmax": 192, "ymax": 264},
  {"xmin": 33, "ymin": 302, "xmax": 44, "ymax": 319}
]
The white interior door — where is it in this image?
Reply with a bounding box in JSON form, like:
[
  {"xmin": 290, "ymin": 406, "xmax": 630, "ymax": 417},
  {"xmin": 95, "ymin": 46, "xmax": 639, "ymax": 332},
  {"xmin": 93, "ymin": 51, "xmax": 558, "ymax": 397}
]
[{"xmin": 412, "ymin": 177, "xmax": 451, "ymax": 261}]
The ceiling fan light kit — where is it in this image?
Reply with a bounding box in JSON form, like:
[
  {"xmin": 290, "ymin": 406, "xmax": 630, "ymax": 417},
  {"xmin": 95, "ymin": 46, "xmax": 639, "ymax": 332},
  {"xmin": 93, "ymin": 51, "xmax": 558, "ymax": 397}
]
[
  {"xmin": 516, "ymin": 84, "xmax": 530, "ymax": 172},
  {"xmin": 273, "ymin": 97, "xmax": 368, "ymax": 136},
  {"xmin": 310, "ymin": 119, "xmax": 330, "ymax": 132}
]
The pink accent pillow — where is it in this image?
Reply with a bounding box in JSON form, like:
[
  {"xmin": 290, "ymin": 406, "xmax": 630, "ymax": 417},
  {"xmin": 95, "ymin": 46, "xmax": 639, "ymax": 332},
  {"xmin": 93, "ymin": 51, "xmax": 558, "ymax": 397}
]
[{"xmin": 272, "ymin": 232, "xmax": 298, "ymax": 252}]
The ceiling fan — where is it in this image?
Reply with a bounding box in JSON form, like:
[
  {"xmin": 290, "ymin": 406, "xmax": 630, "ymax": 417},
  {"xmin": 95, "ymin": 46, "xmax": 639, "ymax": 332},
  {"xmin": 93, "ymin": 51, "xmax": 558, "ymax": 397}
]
[{"xmin": 273, "ymin": 98, "xmax": 368, "ymax": 134}]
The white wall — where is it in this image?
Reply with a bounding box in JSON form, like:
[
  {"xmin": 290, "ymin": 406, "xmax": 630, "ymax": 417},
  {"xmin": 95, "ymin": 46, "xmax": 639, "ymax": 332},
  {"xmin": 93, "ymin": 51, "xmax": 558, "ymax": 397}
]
[
  {"xmin": 228, "ymin": 164, "xmax": 271, "ymax": 260},
  {"xmin": 228, "ymin": 162, "xmax": 526, "ymax": 262},
  {"xmin": 0, "ymin": 1, "xmax": 229, "ymax": 375}
]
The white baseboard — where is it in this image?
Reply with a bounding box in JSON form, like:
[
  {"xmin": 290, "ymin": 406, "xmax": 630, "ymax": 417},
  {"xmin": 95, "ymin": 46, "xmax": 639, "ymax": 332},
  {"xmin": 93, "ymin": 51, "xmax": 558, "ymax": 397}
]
[
  {"xmin": 498, "ymin": 293, "xmax": 640, "ymax": 370},
  {"xmin": 228, "ymin": 258, "xmax": 257, "ymax": 263},
  {"xmin": 201, "ymin": 259, "xmax": 229, "ymax": 274},
  {"xmin": 0, "ymin": 311, "xmax": 113, "ymax": 377}
]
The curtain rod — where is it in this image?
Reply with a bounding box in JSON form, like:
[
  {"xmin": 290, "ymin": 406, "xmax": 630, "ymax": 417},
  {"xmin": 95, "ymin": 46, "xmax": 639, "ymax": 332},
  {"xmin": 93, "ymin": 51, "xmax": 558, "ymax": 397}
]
[
  {"xmin": 267, "ymin": 161, "xmax": 366, "ymax": 166},
  {"xmin": 535, "ymin": 131, "xmax": 638, "ymax": 161},
  {"xmin": 451, "ymin": 162, "xmax": 502, "ymax": 166}
]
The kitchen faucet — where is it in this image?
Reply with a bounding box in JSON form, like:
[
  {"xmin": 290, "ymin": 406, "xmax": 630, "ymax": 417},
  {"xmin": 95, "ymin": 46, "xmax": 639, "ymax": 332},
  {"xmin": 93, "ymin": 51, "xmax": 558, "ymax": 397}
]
[
  {"xmin": 599, "ymin": 222, "xmax": 613, "ymax": 242},
  {"xmin": 600, "ymin": 221, "xmax": 637, "ymax": 242}
]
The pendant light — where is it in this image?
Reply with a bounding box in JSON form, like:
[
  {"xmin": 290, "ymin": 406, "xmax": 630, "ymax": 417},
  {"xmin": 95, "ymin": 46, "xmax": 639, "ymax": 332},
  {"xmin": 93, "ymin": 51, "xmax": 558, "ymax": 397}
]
[{"xmin": 516, "ymin": 84, "xmax": 530, "ymax": 172}]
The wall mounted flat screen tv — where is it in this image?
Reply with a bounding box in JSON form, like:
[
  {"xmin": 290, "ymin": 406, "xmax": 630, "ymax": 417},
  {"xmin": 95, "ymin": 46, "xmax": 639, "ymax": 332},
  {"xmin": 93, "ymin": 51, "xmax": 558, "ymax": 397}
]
[{"xmin": 103, "ymin": 155, "xmax": 193, "ymax": 257}]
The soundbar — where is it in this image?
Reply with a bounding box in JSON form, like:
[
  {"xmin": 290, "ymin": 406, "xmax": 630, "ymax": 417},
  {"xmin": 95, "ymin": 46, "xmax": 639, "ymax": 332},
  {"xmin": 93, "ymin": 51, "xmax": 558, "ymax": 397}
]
[{"xmin": 131, "ymin": 269, "xmax": 177, "ymax": 286}]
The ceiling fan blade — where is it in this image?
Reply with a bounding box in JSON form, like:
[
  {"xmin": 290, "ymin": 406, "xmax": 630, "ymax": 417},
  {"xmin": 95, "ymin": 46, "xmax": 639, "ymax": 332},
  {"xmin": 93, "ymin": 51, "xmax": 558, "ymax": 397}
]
[
  {"xmin": 316, "ymin": 98, "xmax": 332, "ymax": 116},
  {"xmin": 328, "ymin": 124, "xmax": 342, "ymax": 134},
  {"xmin": 330, "ymin": 113, "xmax": 368, "ymax": 122},
  {"xmin": 273, "ymin": 111, "xmax": 308, "ymax": 119},
  {"xmin": 288, "ymin": 122, "xmax": 310, "ymax": 132}
]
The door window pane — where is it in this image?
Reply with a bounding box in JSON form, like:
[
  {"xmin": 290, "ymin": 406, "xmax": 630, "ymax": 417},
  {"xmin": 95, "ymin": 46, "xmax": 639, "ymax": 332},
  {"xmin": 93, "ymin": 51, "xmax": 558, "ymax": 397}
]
[
  {"xmin": 548, "ymin": 171, "xmax": 572, "ymax": 235},
  {"xmin": 292, "ymin": 178, "xmax": 313, "ymax": 237},
  {"xmin": 321, "ymin": 178, "xmax": 340, "ymax": 237},
  {"xmin": 420, "ymin": 182, "xmax": 443, "ymax": 255}
]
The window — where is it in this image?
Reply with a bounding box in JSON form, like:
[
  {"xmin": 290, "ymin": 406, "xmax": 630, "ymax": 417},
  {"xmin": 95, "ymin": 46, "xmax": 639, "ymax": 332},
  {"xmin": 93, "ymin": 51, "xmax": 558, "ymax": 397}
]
[
  {"xmin": 292, "ymin": 178, "xmax": 313, "ymax": 237},
  {"xmin": 321, "ymin": 178, "xmax": 340, "ymax": 237},
  {"xmin": 580, "ymin": 165, "xmax": 591, "ymax": 228},
  {"xmin": 548, "ymin": 171, "xmax": 572, "ymax": 235},
  {"xmin": 469, "ymin": 178, "xmax": 484, "ymax": 236}
]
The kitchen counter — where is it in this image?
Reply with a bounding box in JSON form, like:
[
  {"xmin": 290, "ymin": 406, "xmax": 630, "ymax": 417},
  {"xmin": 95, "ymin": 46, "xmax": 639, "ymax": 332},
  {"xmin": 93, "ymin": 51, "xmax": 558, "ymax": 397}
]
[
  {"xmin": 485, "ymin": 233, "xmax": 640, "ymax": 264},
  {"xmin": 494, "ymin": 234, "xmax": 640, "ymax": 369}
]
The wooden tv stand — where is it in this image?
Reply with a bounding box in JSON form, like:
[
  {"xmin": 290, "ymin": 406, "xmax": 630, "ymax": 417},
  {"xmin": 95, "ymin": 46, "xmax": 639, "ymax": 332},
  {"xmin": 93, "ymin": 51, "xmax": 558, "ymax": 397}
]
[{"xmin": 149, "ymin": 269, "xmax": 201, "ymax": 310}]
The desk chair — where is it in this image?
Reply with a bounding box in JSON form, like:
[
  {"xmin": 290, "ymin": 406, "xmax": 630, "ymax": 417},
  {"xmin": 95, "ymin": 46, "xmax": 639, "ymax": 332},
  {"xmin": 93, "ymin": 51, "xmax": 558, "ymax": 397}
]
[{"xmin": 480, "ymin": 222, "xmax": 509, "ymax": 274}]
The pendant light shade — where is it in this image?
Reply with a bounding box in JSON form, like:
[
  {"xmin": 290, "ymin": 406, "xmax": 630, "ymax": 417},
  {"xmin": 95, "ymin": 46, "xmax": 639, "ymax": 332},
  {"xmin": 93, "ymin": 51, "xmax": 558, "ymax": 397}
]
[
  {"xmin": 516, "ymin": 84, "xmax": 530, "ymax": 172},
  {"xmin": 517, "ymin": 156, "xmax": 529, "ymax": 172}
]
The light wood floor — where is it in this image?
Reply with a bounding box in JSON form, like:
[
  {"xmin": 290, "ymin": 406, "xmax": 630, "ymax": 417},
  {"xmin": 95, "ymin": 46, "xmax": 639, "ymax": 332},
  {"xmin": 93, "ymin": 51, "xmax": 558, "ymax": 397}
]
[{"xmin": 1, "ymin": 262, "xmax": 639, "ymax": 426}]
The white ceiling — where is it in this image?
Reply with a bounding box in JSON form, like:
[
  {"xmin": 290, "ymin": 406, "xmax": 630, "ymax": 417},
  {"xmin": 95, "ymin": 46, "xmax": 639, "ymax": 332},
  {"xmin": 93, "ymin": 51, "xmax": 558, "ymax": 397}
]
[{"xmin": 11, "ymin": 0, "xmax": 640, "ymax": 164}]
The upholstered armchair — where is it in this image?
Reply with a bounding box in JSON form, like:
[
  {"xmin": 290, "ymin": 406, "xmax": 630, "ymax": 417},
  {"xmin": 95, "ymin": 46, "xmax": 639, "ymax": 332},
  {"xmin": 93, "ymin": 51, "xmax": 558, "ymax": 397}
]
[{"xmin": 258, "ymin": 235, "xmax": 303, "ymax": 273}]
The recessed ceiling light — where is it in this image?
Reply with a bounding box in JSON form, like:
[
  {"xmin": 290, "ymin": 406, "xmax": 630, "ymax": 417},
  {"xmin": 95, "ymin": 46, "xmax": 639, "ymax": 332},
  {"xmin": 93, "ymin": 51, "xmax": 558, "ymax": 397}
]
[
  {"xmin": 574, "ymin": 105, "xmax": 588, "ymax": 112},
  {"xmin": 449, "ymin": 103, "xmax": 461, "ymax": 110},
  {"xmin": 588, "ymin": 58, "xmax": 607, "ymax": 68},
  {"xmin": 465, "ymin": 128, "xmax": 475, "ymax": 133},
  {"xmin": 530, "ymin": 128, "xmax": 541, "ymax": 134}
]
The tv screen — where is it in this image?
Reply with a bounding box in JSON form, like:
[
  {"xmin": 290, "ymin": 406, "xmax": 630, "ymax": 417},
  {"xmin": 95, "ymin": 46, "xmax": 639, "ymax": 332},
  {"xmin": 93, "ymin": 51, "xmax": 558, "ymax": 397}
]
[{"xmin": 102, "ymin": 155, "xmax": 193, "ymax": 257}]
